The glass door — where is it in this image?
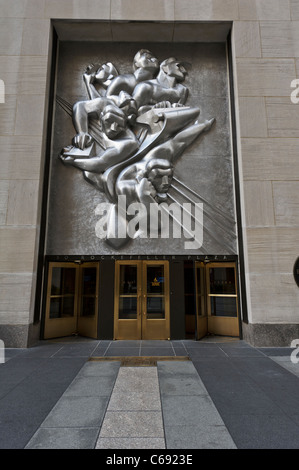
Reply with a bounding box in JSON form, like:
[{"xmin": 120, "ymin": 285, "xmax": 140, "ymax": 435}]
[
  {"xmin": 44, "ymin": 262, "xmax": 99, "ymax": 339},
  {"xmin": 114, "ymin": 261, "xmax": 142, "ymax": 340},
  {"xmin": 195, "ymin": 261, "xmax": 208, "ymax": 340},
  {"xmin": 142, "ymin": 261, "xmax": 170, "ymax": 340},
  {"xmin": 207, "ymin": 262, "xmax": 239, "ymax": 337},
  {"xmin": 44, "ymin": 263, "xmax": 79, "ymax": 339},
  {"xmin": 114, "ymin": 260, "xmax": 170, "ymax": 340},
  {"xmin": 195, "ymin": 262, "xmax": 240, "ymax": 339}
]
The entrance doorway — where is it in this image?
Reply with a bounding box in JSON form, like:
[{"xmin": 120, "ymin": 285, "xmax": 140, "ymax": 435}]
[
  {"xmin": 114, "ymin": 260, "xmax": 170, "ymax": 340},
  {"xmin": 44, "ymin": 262, "xmax": 99, "ymax": 339},
  {"xmin": 195, "ymin": 262, "xmax": 240, "ymax": 339}
]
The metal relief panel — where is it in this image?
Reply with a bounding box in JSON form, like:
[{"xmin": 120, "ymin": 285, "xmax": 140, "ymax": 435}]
[{"xmin": 46, "ymin": 42, "xmax": 237, "ymax": 255}]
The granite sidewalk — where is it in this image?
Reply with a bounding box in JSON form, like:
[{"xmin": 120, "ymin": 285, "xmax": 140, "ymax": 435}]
[{"xmin": 0, "ymin": 338, "xmax": 299, "ymax": 449}]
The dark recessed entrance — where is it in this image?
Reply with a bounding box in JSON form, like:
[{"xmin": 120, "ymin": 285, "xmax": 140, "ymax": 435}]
[
  {"xmin": 43, "ymin": 258, "xmax": 240, "ymax": 341},
  {"xmin": 184, "ymin": 260, "xmax": 240, "ymax": 339}
]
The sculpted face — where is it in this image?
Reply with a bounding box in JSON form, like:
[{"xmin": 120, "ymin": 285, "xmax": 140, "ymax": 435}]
[
  {"xmin": 101, "ymin": 105, "xmax": 126, "ymax": 139},
  {"xmin": 95, "ymin": 62, "xmax": 117, "ymax": 84},
  {"xmin": 148, "ymin": 167, "xmax": 173, "ymax": 193},
  {"xmin": 162, "ymin": 58, "xmax": 187, "ymax": 82},
  {"xmin": 134, "ymin": 49, "xmax": 159, "ymax": 73}
]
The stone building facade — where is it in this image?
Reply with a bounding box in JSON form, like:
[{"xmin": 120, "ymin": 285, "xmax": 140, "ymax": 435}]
[{"xmin": 0, "ymin": 0, "xmax": 299, "ymax": 347}]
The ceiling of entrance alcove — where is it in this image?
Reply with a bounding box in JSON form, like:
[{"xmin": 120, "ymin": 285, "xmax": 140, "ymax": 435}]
[{"xmin": 53, "ymin": 20, "xmax": 232, "ymax": 43}]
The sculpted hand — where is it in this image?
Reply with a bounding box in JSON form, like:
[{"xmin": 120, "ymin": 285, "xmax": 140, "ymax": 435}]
[
  {"xmin": 73, "ymin": 132, "xmax": 93, "ymax": 150},
  {"xmin": 83, "ymin": 64, "xmax": 98, "ymax": 83},
  {"xmin": 153, "ymin": 101, "xmax": 172, "ymax": 108},
  {"xmin": 59, "ymin": 153, "xmax": 75, "ymax": 165},
  {"xmin": 137, "ymin": 178, "xmax": 156, "ymax": 199}
]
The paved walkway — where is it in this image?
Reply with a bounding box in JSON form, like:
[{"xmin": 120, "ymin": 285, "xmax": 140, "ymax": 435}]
[
  {"xmin": 96, "ymin": 366, "xmax": 165, "ymax": 449},
  {"xmin": 1, "ymin": 338, "xmax": 299, "ymax": 449}
]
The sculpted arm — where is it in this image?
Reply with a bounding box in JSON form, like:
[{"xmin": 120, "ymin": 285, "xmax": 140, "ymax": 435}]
[
  {"xmin": 72, "ymin": 98, "xmax": 107, "ymax": 149},
  {"xmin": 83, "ymin": 73, "xmax": 102, "ymax": 100},
  {"xmin": 61, "ymin": 132, "xmax": 139, "ymax": 174},
  {"xmin": 131, "ymin": 82, "xmax": 153, "ymax": 110},
  {"xmin": 106, "ymin": 74, "xmax": 136, "ymax": 98},
  {"xmin": 73, "ymin": 98, "xmax": 104, "ymax": 133}
]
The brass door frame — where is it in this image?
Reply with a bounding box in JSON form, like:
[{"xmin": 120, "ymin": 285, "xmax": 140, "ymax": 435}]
[
  {"xmin": 44, "ymin": 261, "xmax": 99, "ymax": 339},
  {"xmin": 114, "ymin": 260, "xmax": 170, "ymax": 340},
  {"xmin": 195, "ymin": 261, "xmax": 208, "ymax": 340},
  {"xmin": 207, "ymin": 262, "xmax": 239, "ymax": 337},
  {"xmin": 195, "ymin": 261, "xmax": 240, "ymax": 339},
  {"xmin": 114, "ymin": 260, "xmax": 142, "ymax": 340},
  {"xmin": 142, "ymin": 260, "xmax": 170, "ymax": 340}
]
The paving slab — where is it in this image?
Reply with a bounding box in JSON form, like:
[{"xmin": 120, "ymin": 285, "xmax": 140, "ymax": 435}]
[
  {"xmin": 270, "ymin": 356, "xmax": 299, "ymax": 378},
  {"xmin": 41, "ymin": 395, "xmax": 109, "ymax": 428},
  {"xmin": 112, "ymin": 376, "xmax": 159, "ymax": 394},
  {"xmin": 0, "ymin": 357, "xmax": 86, "ymax": 449},
  {"xmin": 161, "ymin": 394, "xmax": 225, "ymax": 427},
  {"xmin": 140, "ymin": 348, "xmax": 175, "ymax": 356},
  {"xmin": 106, "ymin": 341, "xmax": 141, "ymax": 348},
  {"xmin": 96, "ymin": 365, "xmax": 165, "ymax": 448},
  {"xmin": 77, "ymin": 361, "xmax": 121, "ymax": 377},
  {"xmin": 164, "ymin": 424, "xmax": 236, "ymax": 449},
  {"xmin": 187, "ymin": 347, "xmax": 228, "ymax": 358},
  {"xmin": 158, "ymin": 360, "xmax": 236, "ymax": 449},
  {"xmin": 99, "ymin": 411, "xmax": 164, "ymax": 438},
  {"xmin": 191, "ymin": 352, "xmax": 299, "ymax": 449},
  {"xmin": 117, "ymin": 366, "xmax": 158, "ymax": 378},
  {"xmin": 96, "ymin": 437, "xmax": 165, "ymax": 449},
  {"xmin": 25, "ymin": 427, "xmax": 99, "ymax": 449},
  {"xmin": 258, "ymin": 348, "xmax": 294, "ymax": 357},
  {"xmin": 108, "ymin": 390, "xmax": 162, "ymax": 411},
  {"xmin": 159, "ymin": 374, "xmax": 207, "ymax": 396},
  {"xmin": 141, "ymin": 341, "xmax": 172, "ymax": 347},
  {"xmin": 221, "ymin": 413, "xmax": 299, "ymax": 449},
  {"xmin": 64, "ymin": 376, "xmax": 117, "ymax": 397},
  {"xmin": 17, "ymin": 344, "xmax": 65, "ymax": 358},
  {"xmin": 51, "ymin": 343, "xmax": 99, "ymax": 357},
  {"xmin": 157, "ymin": 360, "xmax": 196, "ymax": 375},
  {"xmin": 219, "ymin": 346, "xmax": 265, "ymax": 357},
  {"xmin": 104, "ymin": 347, "xmax": 140, "ymax": 357}
]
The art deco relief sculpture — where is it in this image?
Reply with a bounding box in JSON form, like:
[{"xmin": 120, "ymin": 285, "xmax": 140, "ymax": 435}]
[{"xmin": 58, "ymin": 49, "xmax": 215, "ymax": 249}]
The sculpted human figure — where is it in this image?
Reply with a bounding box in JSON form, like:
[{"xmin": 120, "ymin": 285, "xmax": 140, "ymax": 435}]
[
  {"xmin": 60, "ymin": 103, "xmax": 138, "ymax": 175},
  {"xmin": 101, "ymin": 116, "xmax": 213, "ymax": 247},
  {"xmin": 115, "ymin": 117, "xmax": 214, "ymax": 204},
  {"xmin": 105, "ymin": 49, "xmax": 159, "ymax": 98},
  {"xmin": 59, "ymin": 50, "xmax": 216, "ymax": 248},
  {"xmin": 132, "ymin": 57, "xmax": 189, "ymax": 114},
  {"xmin": 69, "ymin": 49, "xmax": 159, "ymax": 151},
  {"xmin": 83, "ymin": 62, "xmax": 119, "ymax": 100}
]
